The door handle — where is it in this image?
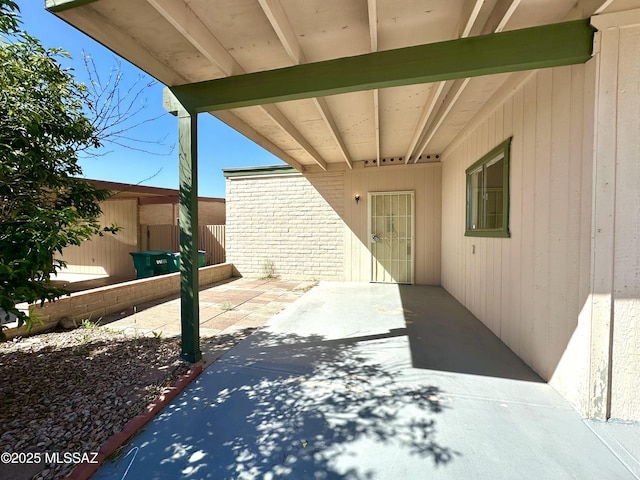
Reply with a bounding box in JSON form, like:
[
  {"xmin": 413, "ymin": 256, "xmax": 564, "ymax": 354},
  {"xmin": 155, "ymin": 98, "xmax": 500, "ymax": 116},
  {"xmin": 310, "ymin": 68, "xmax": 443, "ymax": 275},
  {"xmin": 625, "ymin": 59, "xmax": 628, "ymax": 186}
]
[{"xmin": 371, "ymin": 234, "xmax": 380, "ymax": 243}]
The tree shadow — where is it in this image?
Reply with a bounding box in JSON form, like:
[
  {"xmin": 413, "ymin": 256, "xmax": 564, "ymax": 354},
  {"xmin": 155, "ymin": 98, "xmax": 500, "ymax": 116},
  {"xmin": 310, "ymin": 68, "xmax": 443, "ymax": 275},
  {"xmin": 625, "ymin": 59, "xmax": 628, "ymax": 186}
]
[{"xmin": 97, "ymin": 329, "xmax": 458, "ymax": 479}]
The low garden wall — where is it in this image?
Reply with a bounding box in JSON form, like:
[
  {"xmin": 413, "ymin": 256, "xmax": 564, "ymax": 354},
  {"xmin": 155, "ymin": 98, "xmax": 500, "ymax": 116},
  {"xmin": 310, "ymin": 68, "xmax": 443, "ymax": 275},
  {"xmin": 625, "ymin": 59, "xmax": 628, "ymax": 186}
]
[{"xmin": 4, "ymin": 263, "xmax": 234, "ymax": 340}]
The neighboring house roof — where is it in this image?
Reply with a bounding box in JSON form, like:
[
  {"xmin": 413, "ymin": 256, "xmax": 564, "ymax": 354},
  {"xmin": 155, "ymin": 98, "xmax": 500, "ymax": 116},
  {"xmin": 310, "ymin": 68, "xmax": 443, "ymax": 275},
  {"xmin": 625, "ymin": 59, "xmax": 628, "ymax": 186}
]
[{"xmin": 82, "ymin": 179, "xmax": 225, "ymax": 204}]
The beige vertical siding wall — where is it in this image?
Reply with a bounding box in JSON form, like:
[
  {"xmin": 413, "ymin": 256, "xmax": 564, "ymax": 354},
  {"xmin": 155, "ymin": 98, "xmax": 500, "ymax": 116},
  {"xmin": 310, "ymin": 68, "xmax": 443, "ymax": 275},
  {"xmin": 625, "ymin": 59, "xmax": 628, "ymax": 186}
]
[
  {"xmin": 597, "ymin": 21, "xmax": 640, "ymax": 421},
  {"xmin": 57, "ymin": 199, "xmax": 138, "ymax": 277},
  {"xmin": 226, "ymin": 173, "xmax": 345, "ymax": 280},
  {"xmin": 199, "ymin": 225, "xmax": 226, "ymax": 265},
  {"xmin": 343, "ymin": 163, "xmax": 442, "ymax": 284},
  {"xmin": 139, "ymin": 224, "xmax": 180, "ymax": 251},
  {"xmin": 441, "ymin": 63, "xmax": 595, "ymax": 415},
  {"xmin": 139, "ymin": 201, "xmax": 225, "ymax": 225}
]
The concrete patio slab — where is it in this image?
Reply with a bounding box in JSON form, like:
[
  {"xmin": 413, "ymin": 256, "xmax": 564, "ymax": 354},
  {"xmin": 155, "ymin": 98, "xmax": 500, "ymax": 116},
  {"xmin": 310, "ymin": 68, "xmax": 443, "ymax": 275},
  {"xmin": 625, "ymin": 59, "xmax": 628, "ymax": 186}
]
[{"xmin": 93, "ymin": 282, "xmax": 640, "ymax": 480}]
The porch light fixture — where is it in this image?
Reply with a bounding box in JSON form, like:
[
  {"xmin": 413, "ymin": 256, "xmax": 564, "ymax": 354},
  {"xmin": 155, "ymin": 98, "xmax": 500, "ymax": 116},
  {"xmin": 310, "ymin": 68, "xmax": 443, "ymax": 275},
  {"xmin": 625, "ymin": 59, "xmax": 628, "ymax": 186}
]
[{"xmin": 355, "ymin": 194, "xmax": 360, "ymax": 204}]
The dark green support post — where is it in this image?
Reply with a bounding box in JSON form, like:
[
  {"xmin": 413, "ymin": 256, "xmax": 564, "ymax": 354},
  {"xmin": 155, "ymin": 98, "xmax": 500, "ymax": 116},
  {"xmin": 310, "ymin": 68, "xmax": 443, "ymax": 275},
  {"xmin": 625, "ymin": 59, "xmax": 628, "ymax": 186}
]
[{"xmin": 178, "ymin": 107, "xmax": 201, "ymax": 363}]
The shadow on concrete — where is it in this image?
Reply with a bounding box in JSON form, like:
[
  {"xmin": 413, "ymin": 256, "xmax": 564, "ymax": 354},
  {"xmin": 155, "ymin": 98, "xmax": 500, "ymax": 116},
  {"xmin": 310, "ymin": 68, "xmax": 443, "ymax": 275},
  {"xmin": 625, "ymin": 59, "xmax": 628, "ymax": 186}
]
[
  {"xmin": 97, "ymin": 329, "xmax": 456, "ymax": 479},
  {"xmin": 398, "ymin": 285, "xmax": 543, "ymax": 382}
]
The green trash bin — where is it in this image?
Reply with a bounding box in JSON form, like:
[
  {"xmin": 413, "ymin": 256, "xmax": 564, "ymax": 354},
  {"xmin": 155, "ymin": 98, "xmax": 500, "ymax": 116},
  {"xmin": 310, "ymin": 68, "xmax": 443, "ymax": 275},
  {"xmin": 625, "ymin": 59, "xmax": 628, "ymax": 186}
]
[
  {"xmin": 130, "ymin": 250, "xmax": 172, "ymax": 279},
  {"xmin": 167, "ymin": 252, "xmax": 180, "ymax": 273},
  {"xmin": 197, "ymin": 250, "xmax": 207, "ymax": 268},
  {"xmin": 166, "ymin": 251, "xmax": 207, "ymax": 273}
]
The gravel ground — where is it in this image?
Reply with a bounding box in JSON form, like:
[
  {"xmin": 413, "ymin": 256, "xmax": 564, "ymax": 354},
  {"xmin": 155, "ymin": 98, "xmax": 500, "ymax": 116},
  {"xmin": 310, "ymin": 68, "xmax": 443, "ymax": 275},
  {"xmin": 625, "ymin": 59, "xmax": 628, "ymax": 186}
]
[{"xmin": 0, "ymin": 326, "xmax": 253, "ymax": 480}]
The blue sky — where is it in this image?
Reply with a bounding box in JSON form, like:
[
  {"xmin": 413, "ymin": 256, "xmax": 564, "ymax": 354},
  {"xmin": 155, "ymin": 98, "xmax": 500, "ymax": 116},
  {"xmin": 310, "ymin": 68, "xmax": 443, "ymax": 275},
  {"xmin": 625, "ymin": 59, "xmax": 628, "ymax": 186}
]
[{"xmin": 18, "ymin": 2, "xmax": 283, "ymax": 198}]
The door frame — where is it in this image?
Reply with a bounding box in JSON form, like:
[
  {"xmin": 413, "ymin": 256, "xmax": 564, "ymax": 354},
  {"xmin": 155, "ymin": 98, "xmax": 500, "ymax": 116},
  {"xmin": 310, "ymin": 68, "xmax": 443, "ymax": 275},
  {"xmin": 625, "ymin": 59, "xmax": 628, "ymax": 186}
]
[{"xmin": 367, "ymin": 190, "xmax": 415, "ymax": 284}]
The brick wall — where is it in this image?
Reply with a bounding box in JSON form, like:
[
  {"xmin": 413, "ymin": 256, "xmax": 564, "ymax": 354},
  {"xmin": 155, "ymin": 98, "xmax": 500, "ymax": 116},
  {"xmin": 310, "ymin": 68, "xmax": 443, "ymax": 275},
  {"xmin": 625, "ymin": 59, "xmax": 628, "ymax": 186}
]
[{"xmin": 226, "ymin": 173, "xmax": 345, "ymax": 280}]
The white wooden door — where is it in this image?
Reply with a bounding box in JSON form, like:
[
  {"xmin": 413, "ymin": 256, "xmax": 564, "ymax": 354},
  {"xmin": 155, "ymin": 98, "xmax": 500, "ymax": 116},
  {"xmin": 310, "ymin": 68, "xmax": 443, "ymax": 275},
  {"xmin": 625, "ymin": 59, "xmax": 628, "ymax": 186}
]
[{"xmin": 369, "ymin": 191, "xmax": 414, "ymax": 284}]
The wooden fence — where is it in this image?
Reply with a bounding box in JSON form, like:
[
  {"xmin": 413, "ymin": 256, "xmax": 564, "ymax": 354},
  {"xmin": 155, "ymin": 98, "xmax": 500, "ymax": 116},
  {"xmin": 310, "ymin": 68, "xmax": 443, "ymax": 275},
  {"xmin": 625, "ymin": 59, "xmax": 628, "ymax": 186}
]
[{"xmin": 140, "ymin": 224, "xmax": 226, "ymax": 265}]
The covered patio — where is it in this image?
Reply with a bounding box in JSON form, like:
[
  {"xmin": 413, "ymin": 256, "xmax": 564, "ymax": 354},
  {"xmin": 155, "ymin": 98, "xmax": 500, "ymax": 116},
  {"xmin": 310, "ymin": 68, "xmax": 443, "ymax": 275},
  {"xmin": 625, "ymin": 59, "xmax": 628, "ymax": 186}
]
[
  {"xmin": 91, "ymin": 283, "xmax": 640, "ymax": 479},
  {"xmin": 45, "ymin": 0, "xmax": 640, "ymax": 423}
]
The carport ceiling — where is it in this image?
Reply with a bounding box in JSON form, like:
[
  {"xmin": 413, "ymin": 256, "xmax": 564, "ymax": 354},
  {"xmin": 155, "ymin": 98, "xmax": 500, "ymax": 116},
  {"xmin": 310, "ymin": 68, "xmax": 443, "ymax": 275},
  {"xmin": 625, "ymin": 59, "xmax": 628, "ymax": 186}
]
[{"xmin": 47, "ymin": 0, "xmax": 619, "ymax": 172}]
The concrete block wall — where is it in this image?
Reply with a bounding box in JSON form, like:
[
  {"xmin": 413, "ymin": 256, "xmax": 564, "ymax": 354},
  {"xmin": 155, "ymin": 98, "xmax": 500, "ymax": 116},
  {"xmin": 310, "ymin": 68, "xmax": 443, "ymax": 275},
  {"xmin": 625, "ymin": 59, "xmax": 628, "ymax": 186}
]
[{"xmin": 226, "ymin": 173, "xmax": 345, "ymax": 280}]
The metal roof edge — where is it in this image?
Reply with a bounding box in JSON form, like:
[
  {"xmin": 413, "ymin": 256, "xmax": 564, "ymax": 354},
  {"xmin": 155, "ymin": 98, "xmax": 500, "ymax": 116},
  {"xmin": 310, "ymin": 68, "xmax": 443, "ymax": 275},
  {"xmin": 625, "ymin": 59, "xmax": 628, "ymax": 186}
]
[{"xmin": 222, "ymin": 165, "xmax": 300, "ymax": 178}]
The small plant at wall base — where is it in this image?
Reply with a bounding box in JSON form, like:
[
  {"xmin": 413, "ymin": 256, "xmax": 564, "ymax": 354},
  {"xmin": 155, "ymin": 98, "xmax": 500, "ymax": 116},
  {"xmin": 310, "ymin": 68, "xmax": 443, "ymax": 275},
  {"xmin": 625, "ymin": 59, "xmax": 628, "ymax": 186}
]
[
  {"xmin": 262, "ymin": 259, "xmax": 277, "ymax": 280},
  {"xmin": 80, "ymin": 319, "xmax": 101, "ymax": 330},
  {"xmin": 73, "ymin": 334, "xmax": 92, "ymax": 356}
]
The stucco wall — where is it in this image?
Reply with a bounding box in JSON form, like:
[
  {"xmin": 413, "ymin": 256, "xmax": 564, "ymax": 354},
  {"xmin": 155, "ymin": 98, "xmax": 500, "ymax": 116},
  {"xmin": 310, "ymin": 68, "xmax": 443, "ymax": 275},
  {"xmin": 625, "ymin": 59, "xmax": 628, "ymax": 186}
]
[
  {"xmin": 440, "ymin": 62, "xmax": 595, "ymax": 416},
  {"xmin": 226, "ymin": 173, "xmax": 345, "ymax": 280}
]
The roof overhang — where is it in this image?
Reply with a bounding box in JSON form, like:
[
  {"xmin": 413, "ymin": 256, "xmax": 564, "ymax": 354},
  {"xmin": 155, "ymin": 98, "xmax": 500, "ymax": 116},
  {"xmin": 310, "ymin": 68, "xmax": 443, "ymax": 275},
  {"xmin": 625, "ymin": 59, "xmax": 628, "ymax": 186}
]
[
  {"xmin": 45, "ymin": 0, "xmax": 615, "ymax": 172},
  {"xmin": 84, "ymin": 179, "xmax": 224, "ymax": 202}
]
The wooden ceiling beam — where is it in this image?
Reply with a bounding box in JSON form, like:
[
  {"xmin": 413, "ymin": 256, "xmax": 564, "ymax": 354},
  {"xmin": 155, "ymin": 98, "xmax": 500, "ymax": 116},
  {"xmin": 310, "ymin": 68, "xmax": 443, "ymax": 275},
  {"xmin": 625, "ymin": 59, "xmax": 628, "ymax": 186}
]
[
  {"xmin": 148, "ymin": 0, "xmax": 243, "ymax": 76},
  {"xmin": 259, "ymin": 0, "xmax": 351, "ymax": 168},
  {"xmin": 566, "ymin": 0, "xmax": 617, "ymax": 19},
  {"xmin": 372, "ymin": 89, "xmax": 381, "ymax": 167},
  {"xmin": 403, "ymin": 81, "xmax": 448, "ymax": 164},
  {"xmin": 313, "ymin": 98, "xmax": 353, "ymax": 169},
  {"xmin": 413, "ymin": 0, "xmax": 522, "ymax": 159},
  {"xmin": 367, "ymin": 0, "xmax": 378, "ymax": 53},
  {"xmin": 416, "ymin": 77, "xmax": 471, "ymax": 157},
  {"xmin": 417, "ymin": 0, "xmax": 609, "ymax": 157},
  {"xmin": 213, "ymin": 111, "xmax": 306, "ymax": 172},
  {"xmin": 459, "ymin": 0, "xmax": 487, "ymax": 37},
  {"xmin": 50, "ymin": 5, "xmax": 189, "ymax": 86},
  {"xmin": 258, "ymin": 0, "xmax": 303, "ymax": 64},
  {"xmin": 151, "ymin": 0, "xmax": 325, "ymax": 170},
  {"xmin": 367, "ymin": 0, "xmax": 381, "ymax": 167},
  {"xmin": 481, "ymin": 0, "xmax": 522, "ymax": 35},
  {"xmin": 261, "ymin": 104, "xmax": 327, "ymax": 170},
  {"xmin": 404, "ymin": 0, "xmax": 489, "ymax": 164}
]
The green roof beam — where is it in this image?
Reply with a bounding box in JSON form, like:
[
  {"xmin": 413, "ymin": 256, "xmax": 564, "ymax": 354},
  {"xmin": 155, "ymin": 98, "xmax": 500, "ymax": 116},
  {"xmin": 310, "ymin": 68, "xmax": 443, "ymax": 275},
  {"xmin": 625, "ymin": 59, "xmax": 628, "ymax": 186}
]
[{"xmin": 170, "ymin": 20, "xmax": 595, "ymax": 113}]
